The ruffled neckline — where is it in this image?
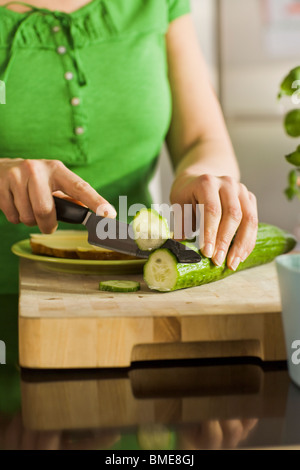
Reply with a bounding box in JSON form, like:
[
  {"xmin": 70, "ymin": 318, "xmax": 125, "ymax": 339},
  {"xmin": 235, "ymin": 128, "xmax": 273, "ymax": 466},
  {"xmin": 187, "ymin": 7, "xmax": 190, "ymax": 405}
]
[
  {"xmin": 0, "ymin": 0, "xmax": 101, "ymax": 19},
  {"xmin": 0, "ymin": 0, "xmax": 168, "ymax": 51}
]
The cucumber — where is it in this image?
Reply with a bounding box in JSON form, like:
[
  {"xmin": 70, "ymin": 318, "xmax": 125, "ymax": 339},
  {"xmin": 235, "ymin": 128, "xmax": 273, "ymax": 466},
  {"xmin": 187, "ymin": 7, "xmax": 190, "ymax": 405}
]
[
  {"xmin": 132, "ymin": 208, "xmax": 170, "ymax": 251},
  {"xmin": 137, "ymin": 424, "xmax": 176, "ymax": 450},
  {"xmin": 99, "ymin": 280, "xmax": 140, "ymax": 292},
  {"xmin": 144, "ymin": 223, "xmax": 297, "ymax": 292}
]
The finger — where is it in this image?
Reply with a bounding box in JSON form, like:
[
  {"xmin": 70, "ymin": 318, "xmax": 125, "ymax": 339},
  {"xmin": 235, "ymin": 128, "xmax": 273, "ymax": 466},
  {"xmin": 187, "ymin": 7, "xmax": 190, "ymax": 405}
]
[
  {"xmin": 52, "ymin": 163, "xmax": 117, "ymax": 219},
  {"xmin": 227, "ymin": 188, "xmax": 258, "ymax": 271},
  {"xmin": 0, "ymin": 188, "xmax": 20, "ymax": 224},
  {"xmin": 8, "ymin": 168, "xmax": 36, "ymax": 226},
  {"xmin": 240, "ymin": 418, "xmax": 259, "ymax": 440},
  {"xmin": 28, "ymin": 174, "xmax": 57, "ymax": 234},
  {"xmin": 219, "ymin": 420, "xmax": 244, "ymax": 449},
  {"xmin": 196, "ymin": 175, "xmax": 222, "ymax": 258},
  {"xmin": 199, "ymin": 420, "xmax": 223, "ymax": 450},
  {"xmin": 212, "ymin": 182, "xmax": 242, "ymax": 267},
  {"xmin": 180, "ymin": 422, "xmax": 223, "ymax": 450}
]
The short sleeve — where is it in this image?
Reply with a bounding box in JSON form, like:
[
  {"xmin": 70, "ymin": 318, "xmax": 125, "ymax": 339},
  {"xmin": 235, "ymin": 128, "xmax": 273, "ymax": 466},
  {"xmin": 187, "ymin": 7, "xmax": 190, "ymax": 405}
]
[{"xmin": 167, "ymin": 0, "xmax": 191, "ymax": 23}]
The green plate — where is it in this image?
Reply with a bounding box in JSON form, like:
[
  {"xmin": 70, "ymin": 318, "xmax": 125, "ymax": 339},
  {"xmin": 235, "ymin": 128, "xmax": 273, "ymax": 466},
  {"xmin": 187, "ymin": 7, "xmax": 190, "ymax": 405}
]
[{"xmin": 11, "ymin": 239, "xmax": 146, "ymax": 275}]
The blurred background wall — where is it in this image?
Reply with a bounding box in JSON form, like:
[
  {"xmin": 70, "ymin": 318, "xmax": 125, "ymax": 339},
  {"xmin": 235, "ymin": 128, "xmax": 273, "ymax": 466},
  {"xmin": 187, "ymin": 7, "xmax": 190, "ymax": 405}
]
[{"xmin": 150, "ymin": 0, "xmax": 300, "ymax": 234}]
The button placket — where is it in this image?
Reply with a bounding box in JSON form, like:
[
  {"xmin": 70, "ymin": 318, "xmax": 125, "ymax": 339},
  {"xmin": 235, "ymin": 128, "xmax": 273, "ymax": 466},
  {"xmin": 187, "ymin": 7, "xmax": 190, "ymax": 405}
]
[{"xmin": 50, "ymin": 18, "xmax": 88, "ymax": 164}]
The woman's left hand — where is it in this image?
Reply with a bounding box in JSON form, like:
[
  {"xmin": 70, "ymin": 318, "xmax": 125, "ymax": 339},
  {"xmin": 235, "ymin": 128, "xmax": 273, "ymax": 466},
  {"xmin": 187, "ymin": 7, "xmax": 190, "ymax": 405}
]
[{"xmin": 170, "ymin": 173, "xmax": 258, "ymax": 271}]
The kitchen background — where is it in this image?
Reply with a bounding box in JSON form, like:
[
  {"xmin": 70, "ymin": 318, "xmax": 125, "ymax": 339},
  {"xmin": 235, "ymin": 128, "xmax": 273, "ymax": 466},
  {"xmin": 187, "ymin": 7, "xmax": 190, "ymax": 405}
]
[{"xmin": 150, "ymin": 0, "xmax": 300, "ymax": 234}]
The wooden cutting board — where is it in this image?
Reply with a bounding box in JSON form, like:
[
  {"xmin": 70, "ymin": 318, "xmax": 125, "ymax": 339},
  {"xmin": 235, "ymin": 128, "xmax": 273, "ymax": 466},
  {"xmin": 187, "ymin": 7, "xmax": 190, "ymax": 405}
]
[{"xmin": 18, "ymin": 258, "xmax": 287, "ymax": 368}]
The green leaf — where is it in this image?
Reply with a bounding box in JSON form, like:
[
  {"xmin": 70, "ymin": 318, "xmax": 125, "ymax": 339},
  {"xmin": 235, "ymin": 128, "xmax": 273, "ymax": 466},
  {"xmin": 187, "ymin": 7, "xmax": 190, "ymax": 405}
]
[
  {"xmin": 285, "ymin": 168, "xmax": 300, "ymax": 201},
  {"xmin": 285, "ymin": 186, "xmax": 298, "ymax": 200},
  {"xmin": 289, "ymin": 169, "xmax": 298, "ymax": 186},
  {"xmin": 284, "ymin": 109, "xmax": 300, "ymax": 137},
  {"xmin": 279, "ymin": 66, "xmax": 300, "ymax": 98},
  {"xmin": 286, "ymin": 148, "xmax": 300, "ymax": 166}
]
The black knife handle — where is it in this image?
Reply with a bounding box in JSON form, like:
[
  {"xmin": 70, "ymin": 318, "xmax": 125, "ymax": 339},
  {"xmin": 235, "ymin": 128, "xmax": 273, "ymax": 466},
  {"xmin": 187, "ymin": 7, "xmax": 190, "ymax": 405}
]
[{"xmin": 54, "ymin": 196, "xmax": 89, "ymax": 225}]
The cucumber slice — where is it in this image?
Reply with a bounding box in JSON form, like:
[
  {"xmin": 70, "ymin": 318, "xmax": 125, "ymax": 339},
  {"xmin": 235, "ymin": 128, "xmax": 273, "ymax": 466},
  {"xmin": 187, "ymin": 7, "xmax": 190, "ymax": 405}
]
[
  {"xmin": 137, "ymin": 424, "xmax": 176, "ymax": 450},
  {"xmin": 99, "ymin": 280, "xmax": 140, "ymax": 292},
  {"xmin": 132, "ymin": 208, "xmax": 170, "ymax": 251},
  {"xmin": 143, "ymin": 249, "xmax": 178, "ymax": 292}
]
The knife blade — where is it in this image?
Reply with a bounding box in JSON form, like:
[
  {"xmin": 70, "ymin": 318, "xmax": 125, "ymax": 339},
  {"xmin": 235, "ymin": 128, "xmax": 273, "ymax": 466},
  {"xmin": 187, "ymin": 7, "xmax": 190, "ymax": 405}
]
[{"xmin": 53, "ymin": 196, "xmax": 202, "ymax": 263}]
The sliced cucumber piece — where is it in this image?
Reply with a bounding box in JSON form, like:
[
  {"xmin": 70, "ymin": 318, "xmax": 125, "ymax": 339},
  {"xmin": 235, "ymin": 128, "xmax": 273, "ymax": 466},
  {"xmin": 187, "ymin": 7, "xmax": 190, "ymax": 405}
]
[
  {"xmin": 99, "ymin": 280, "xmax": 140, "ymax": 292},
  {"xmin": 137, "ymin": 424, "xmax": 176, "ymax": 450},
  {"xmin": 132, "ymin": 208, "xmax": 170, "ymax": 251},
  {"xmin": 143, "ymin": 249, "xmax": 178, "ymax": 292}
]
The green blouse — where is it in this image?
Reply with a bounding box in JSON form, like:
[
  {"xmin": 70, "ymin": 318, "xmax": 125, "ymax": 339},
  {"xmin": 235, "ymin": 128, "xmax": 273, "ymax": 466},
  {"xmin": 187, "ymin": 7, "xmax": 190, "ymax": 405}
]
[{"xmin": 0, "ymin": 0, "xmax": 191, "ymax": 294}]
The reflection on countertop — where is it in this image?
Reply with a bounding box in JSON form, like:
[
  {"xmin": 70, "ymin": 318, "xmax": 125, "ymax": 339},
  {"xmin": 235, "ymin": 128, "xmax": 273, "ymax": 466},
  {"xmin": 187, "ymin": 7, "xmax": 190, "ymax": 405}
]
[{"xmin": 1, "ymin": 357, "xmax": 300, "ymax": 450}]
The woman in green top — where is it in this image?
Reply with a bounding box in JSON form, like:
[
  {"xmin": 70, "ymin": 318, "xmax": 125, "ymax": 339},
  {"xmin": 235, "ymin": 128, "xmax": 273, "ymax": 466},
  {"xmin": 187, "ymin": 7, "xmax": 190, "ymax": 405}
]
[{"xmin": 0, "ymin": 0, "xmax": 258, "ymax": 294}]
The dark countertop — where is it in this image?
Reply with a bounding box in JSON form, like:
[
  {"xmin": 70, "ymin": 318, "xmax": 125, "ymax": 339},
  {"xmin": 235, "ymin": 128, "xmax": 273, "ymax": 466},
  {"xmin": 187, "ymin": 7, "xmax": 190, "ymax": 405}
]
[{"xmin": 1, "ymin": 294, "xmax": 300, "ymax": 450}]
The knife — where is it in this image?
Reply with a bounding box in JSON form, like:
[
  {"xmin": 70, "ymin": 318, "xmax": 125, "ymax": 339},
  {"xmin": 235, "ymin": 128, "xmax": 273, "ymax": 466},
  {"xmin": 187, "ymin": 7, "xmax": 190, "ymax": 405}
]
[{"xmin": 53, "ymin": 196, "xmax": 202, "ymax": 263}]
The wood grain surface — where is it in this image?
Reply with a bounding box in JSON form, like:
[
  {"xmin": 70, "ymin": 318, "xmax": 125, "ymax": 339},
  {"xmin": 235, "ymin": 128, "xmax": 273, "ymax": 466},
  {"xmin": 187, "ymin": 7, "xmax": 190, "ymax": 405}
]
[{"xmin": 18, "ymin": 258, "xmax": 287, "ymax": 368}]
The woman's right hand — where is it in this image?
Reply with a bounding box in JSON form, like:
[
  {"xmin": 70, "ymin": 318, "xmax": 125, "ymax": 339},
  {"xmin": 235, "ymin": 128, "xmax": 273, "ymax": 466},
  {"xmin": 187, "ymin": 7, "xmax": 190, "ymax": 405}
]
[{"xmin": 0, "ymin": 158, "xmax": 116, "ymax": 233}]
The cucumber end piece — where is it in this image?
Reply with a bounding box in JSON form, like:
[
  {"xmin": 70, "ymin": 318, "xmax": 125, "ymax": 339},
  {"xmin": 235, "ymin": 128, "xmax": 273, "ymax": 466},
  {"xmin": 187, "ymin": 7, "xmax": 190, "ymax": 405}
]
[{"xmin": 144, "ymin": 249, "xmax": 178, "ymax": 292}]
